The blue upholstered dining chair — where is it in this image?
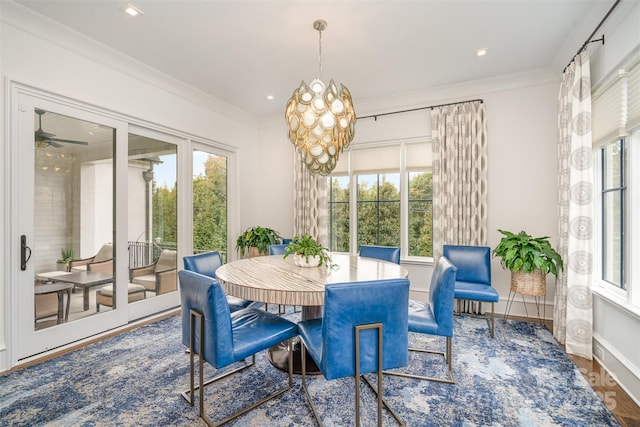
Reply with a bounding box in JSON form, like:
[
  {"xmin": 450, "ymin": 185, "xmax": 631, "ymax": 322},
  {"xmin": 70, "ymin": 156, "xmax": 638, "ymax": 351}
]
[
  {"xmin": 298, "ymin": 278, "xmax": 410, "ymax": 426},
  {"xmin": 359, "ymin": 245, "xmax": 401, "ymax": 264},
  {"xmin": 386, "ymin": 256, "xmax": 457, "ymax": 384},
  {"xmin": 178, "ymin": 270, "xmax": 298, "ymax": 426},
  {"xmin": 268, "ymin": 244, "xmax": 288, "ymax": 255},
  {"xmin": 183, "ymin": 251, "xmax": 263, "ymax": 312},
  {"xmin": 443, "ymin": 244, "xmax": 498, "ymax": 338}
]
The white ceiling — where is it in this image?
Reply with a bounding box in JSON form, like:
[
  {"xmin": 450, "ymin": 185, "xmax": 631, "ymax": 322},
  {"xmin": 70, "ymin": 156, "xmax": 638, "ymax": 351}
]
[{"xmin": 15, "ymin": 0, "xmax": 609, "ymax": 118}]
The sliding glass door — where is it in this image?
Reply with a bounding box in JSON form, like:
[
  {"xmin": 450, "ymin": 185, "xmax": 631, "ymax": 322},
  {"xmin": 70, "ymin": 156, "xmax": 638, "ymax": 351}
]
[
  {"xmin": 192, "ymin": 147, "xmax": 228, "ymax": 261},
  {"xmin": 11, "ymin": 85, "xmax": 231, "ymax": 362},
  {"xmin": 126, "ymin": 127, "xmax": 181, "ymax": 320},
  {"xmin": 14, "ymin": 92, "xmax": 129, "ymax": 359}
]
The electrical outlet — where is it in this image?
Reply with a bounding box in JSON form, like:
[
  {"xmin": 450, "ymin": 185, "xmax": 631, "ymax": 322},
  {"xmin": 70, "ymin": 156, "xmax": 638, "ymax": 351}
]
[{"xmin": 594, "ymin": 343, "xmax": 605, "ymax": 361}]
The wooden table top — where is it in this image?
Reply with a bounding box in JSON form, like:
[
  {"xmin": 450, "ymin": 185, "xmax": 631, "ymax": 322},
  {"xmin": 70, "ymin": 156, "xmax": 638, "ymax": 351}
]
[{"xmin": 215, "ymin": 253, "xmax": 409, "ymax": 307}]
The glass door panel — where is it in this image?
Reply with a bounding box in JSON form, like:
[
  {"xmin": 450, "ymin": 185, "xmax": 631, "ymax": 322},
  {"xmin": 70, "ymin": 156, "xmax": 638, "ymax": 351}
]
[
  {"xmin": 192, "ymin": 149, "xmax": 228, "ymax": 261},
  {"xmin": 15, "ymin": 90, "xmax": 127, "ymax": 360},
  {"xmin": 127, "ymin": 133, "xmax": 178, "ymax": 302},
  {"xmin": 32, "ymin": 109, "xmax": 115, "ymax": 328}
]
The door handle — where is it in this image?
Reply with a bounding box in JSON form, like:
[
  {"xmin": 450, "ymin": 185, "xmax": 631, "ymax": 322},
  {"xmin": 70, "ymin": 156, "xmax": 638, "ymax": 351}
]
[{"xmin": 21, "ymin": 235, "xmax": 31, "ymax": 271}]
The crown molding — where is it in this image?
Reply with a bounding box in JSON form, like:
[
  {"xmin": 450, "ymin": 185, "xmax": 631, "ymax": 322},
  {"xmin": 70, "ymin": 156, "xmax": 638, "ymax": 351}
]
[{"xmin": 1, "ymin": 1, "xmax": 257, "ymax": 128}]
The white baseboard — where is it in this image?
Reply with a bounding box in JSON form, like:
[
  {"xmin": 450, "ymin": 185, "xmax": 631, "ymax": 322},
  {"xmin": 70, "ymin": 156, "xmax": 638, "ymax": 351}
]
[{"xmin": 593, "ymin": 333, "xmax": 640, "ymax": 407}]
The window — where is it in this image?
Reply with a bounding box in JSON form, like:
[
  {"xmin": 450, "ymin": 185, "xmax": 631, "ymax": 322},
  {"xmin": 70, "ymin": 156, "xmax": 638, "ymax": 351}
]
[
  {"xmin": 192, "ymin": 149, "xmax": 228, "ymax": 261},
  {"xmin": 408, "ymin": 171, "xmax": 433, "ymax": 257},
  {"xmin": 601, "ymin": 139, "xmax": 626, "ymax": 288},
  {"xmin": 328, "ymin": 176, "xmax": 349, "ymax": 252},
  {"xmin": 357, "ymin": 173, "xmax": 401, "ymax": 248},
  {"xmin": 592, "ymin": 55, "xmax": 640, "ymax": 309},
  {"xmin": 327, "ymin": 141, "xmax": 432, "ymax": 259}
]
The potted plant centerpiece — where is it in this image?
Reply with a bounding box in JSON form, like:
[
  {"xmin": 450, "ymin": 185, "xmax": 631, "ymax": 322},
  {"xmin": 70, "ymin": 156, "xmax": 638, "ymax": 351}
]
[
  {"xmin": 283, "ymin": 234, "xmax": 332, "ymax": 267},
  {"xmin": 492, "ymin": 229, "xmax": 564, "ymax": 296},
  {"xmin": 57, "ymin": 247, "xmax": 74, "ymax": 272},
  {"xmin": 236, "ymin": 226, "xmax": 282, "ymax": 258}
]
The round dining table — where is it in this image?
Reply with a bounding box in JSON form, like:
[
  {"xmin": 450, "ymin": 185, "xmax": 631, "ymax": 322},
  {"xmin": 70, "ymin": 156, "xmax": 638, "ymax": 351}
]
[{"xmin": 215, "ymin": 252, "xmax": 409, "ymax": 373}]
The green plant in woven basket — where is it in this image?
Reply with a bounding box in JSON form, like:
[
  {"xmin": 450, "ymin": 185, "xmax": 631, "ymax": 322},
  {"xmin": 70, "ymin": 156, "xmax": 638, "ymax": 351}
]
[
  {"xmin": 235, "ymin": 226, "xmax": 282, "ymax": 256},
  {"xmin": 492, "ymin": 229, "xmax": 563, "ymax": 277}
]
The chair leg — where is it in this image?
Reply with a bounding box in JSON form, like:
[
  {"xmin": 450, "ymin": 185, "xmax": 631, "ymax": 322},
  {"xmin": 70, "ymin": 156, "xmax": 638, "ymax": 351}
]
[
  {"xmin": 455, "ymin": 298, "xmax": 496, "ymax": 338},
  {"xmin": 490, "ymin": 302, "xmax": 495, "ymax": 338},
  {"xmin": 385, "ymin": 336, "xmax": 455, "ymax": 384},
  {"xmin": 301, "ymin": 324, "xmax": 405, "ymax": 427},
  {"xmin": 356, "ymin": 323, "xmax": 405, "ymax": 427},
  {"xmin": 181, "ymin": 312, "xmax": 255, "ymax": 405},
  {"xmin": 183, "ymin": 309, "xmax": 293, "ymax": 426},
  {"xmin": 301, "ymin": 343, "xmax": 322, "ymax": 426}
]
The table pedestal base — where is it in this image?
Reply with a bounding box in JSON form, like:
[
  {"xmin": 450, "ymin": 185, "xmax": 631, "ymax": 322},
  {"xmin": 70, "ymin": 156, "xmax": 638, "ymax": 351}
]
[
  {"xmin": 268, "ymin": 303, "xmax": 323, "ymax": 374},
  {"xmin": 268, "ymin": 339, "xmax": 321, "ymax": 375}
]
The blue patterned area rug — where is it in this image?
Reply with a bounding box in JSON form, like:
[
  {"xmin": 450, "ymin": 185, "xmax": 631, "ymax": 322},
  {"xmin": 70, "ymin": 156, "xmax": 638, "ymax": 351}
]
[{"xmin": 0, "ymin": 311, "xmax": 619, "ymax": 426}]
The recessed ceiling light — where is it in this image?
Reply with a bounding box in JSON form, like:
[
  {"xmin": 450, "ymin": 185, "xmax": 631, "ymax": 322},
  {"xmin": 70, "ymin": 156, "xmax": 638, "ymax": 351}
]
[
  {"xmin": 266, "ymin": 95, "xmax": 275, "ymax": 100},
  {"xmin": 125, "ymin": 4, "xmax": 143, "ymax": 17},
  {"xmin": 476, "ymin": 48, "xmax": 487, "ymax": 57}
]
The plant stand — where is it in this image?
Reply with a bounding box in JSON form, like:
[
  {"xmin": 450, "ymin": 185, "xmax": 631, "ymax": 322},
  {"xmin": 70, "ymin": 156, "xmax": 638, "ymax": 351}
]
[{"xmin": 504, "ymin": 269, "xmax": 546, "ymax": 324}]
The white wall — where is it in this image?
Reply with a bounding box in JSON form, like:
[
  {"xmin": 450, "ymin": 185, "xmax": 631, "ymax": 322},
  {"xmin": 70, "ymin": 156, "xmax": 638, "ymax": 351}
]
[
  {"xmin": 128, "ymin": 163, "xmax": 148, "ymax": 242},
  {"xmin": 33, "ymin": 165, "xmax": 71, "ymax": 272}
]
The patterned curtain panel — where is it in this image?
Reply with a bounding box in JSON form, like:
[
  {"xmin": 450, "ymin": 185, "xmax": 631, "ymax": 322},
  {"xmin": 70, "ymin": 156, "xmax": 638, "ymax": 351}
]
[
  {"xmin": 292, "ymin": 149, "xmax": 328, "ymax": 246},
  {"xmin": 555, "ymin": 51, "xmax": 593, "ymax": 360},
  {"xmin": 431, "ymin": 100, "xmax": 488, "ymax": 260}
]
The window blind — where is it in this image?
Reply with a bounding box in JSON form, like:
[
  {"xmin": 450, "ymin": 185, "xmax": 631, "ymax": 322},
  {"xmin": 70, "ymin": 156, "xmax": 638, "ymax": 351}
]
[
  {"xmin": 592, "ymin": 71, "xmax": 627, "ymax": 148},
  {"xmin": 627, "ymin": 59, "xmax": 640, "ymax": 132},
  {"xmin": 332, "ymin": 141, "xmax": 431, "ymax": 175},
  {"xmin": 405, "ymin": 142, "xmax": 432, "ymax": 169},
  {"xmin": 352, "ymin": 145, "xmax": 400, "ymax": 173},
  {"xmin": 592, "ymin": 55, "xmax": 640, "ymax": 148}
]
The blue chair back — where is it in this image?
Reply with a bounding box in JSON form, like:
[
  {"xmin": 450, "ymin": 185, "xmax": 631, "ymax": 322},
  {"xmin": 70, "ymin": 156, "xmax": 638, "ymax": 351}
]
[
  {"xmin": 321, "ymin": 278, "xmax": 409, "ymax": 380},
  {"xmin": 268, "ymin": 244, "xmax": 288, "ymax": 255},
  {"xmin": 359, "ymin": 245, "xmax": 400, "ymax": 264},
  {"xmin": 443, "ymin": 245, "xmax": 491, "ymax": 286},
  {"xmin": 282, "ymin": 238, "xmax": 292, "ymax": 244},
  {"xmin": 429, "ymin": 256, "xmax": 457, "ymax": 336},
  {"xmin": 178, "ymin": 270, "xmax": 235, "ymax": 368},
  {"xmin": 183, "ymin": 251, "xmax": 223, "ymax": 279}
]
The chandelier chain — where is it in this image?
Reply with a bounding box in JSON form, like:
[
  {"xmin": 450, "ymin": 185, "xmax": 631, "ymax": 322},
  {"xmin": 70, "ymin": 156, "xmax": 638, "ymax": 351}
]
[{"xmin": 317, "ymin": 26, "xmax": 323, "ymax": 80}]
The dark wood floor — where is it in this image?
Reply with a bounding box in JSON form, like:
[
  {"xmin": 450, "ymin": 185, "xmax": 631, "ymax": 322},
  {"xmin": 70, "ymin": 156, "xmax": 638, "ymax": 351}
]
[{"xmin": 508, "ymin": 315, "xmax": 640, "ymax": 427}]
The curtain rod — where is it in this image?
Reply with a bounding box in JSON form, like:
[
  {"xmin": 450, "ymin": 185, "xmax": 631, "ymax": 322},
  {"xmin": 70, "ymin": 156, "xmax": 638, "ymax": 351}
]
[
  {"xmin": 357, "ymin": 98, "xmax": 483, "ymax": 121},
  {"xmin": 562, "ymin": 0, "xmax": 621, "ymax": 73}
]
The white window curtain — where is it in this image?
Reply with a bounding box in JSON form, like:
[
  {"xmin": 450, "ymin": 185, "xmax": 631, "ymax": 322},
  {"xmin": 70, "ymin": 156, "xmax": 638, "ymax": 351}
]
[
  {"xmin": 431, "ymin": 100, "xmax": 488, "ymax": 260},
  {"xmin": 555, "ymin": 50, "xmax": 593, "ymax": 360},
  {"xmin": 292, "ymin": 149, "xmax": 328, "ymax": 246}
]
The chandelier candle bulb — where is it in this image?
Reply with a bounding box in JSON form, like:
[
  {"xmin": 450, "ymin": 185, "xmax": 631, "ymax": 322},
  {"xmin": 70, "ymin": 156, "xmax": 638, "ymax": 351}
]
[{"xmin": 285, "ymin": 19, "xmax": 356, "ymax": 175}]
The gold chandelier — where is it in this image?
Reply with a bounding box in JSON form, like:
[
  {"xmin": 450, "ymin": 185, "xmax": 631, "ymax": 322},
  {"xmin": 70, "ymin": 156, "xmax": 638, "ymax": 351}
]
[{"xmin": 285, "ymin": 19, "xmax": 356, "ymax": 176}]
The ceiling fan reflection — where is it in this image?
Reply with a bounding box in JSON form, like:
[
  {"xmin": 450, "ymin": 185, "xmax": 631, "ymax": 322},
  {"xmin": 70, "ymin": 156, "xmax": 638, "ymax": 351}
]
[{"xmin": 35, "ymin": 109, "xmax": 89, "ymax": 148}]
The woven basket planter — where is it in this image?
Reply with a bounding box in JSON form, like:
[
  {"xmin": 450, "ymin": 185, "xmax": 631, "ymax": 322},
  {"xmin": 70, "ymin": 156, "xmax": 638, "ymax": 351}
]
[{"xmin": 510, "ymin": 269, "xmax": 546, "ymax": 296}]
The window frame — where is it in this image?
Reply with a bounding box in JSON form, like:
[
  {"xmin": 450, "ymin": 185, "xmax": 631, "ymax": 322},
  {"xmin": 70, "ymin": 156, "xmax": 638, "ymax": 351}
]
[
  {"xmin": 327, "ymin": 139, "xmax": 433, "ymax": 263},
  {"xmin": 600, "ymin": 138, "xmax": 627, "ymax": 289},
  {"xmin": 593, "ymin": 129, "xmax": 640, "ymax": 314}
]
